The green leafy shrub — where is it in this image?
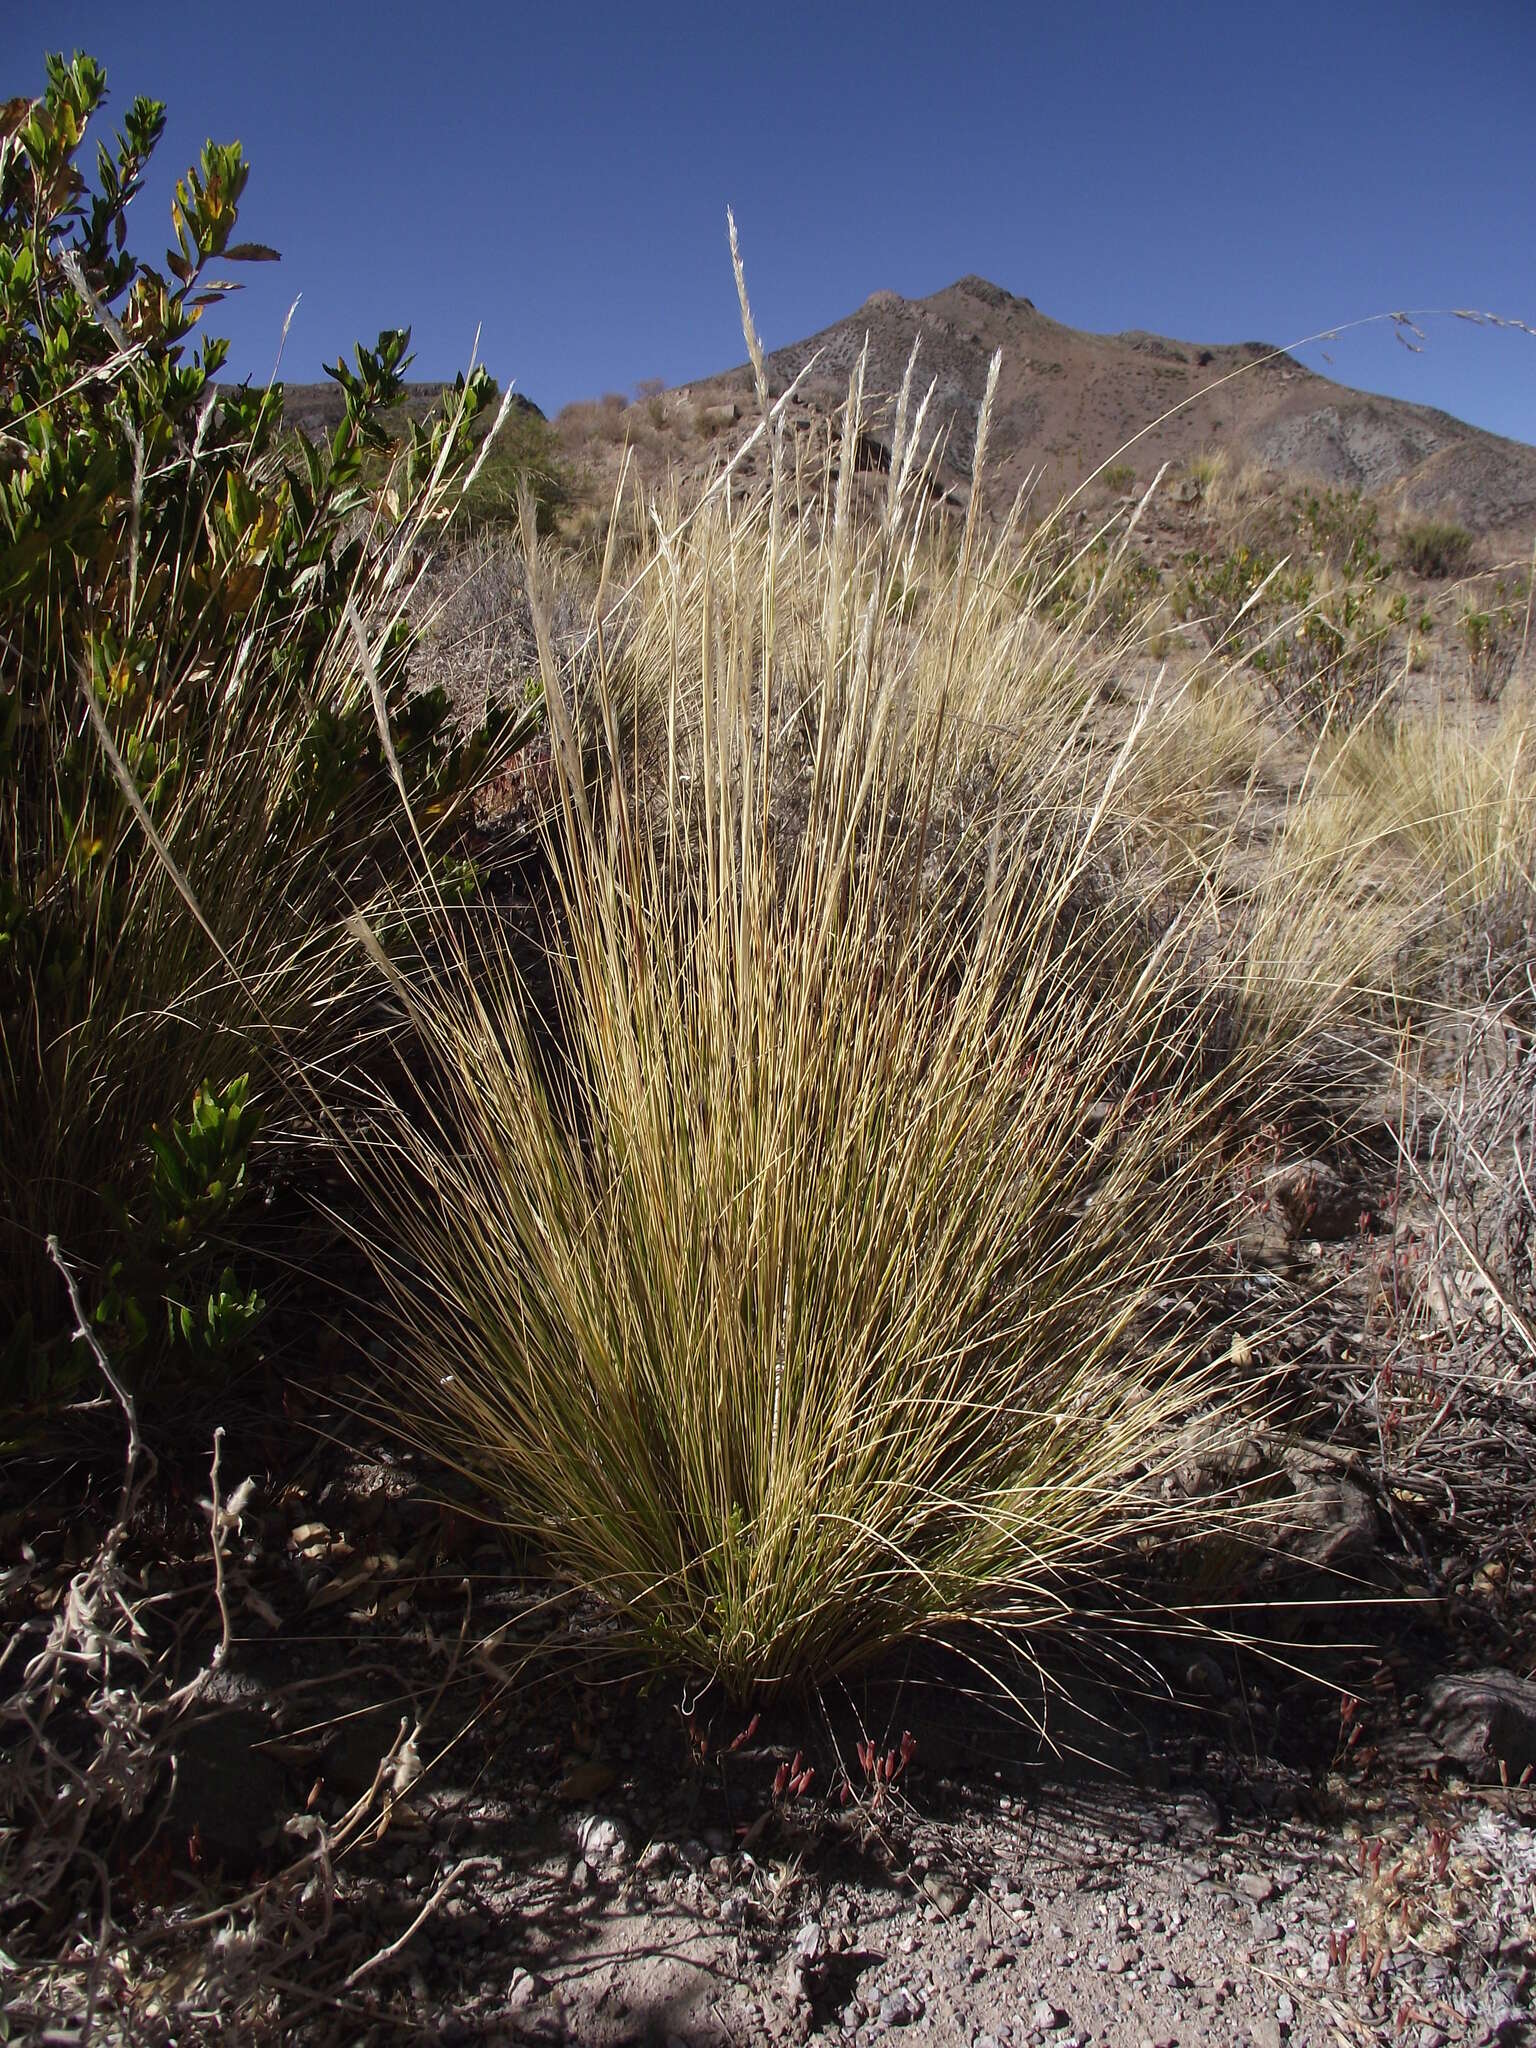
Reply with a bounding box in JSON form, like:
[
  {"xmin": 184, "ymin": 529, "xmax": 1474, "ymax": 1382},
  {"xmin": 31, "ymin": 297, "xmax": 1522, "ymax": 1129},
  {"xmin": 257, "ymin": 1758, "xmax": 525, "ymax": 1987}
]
[
  {"xmin": 1175, "ymin": 535, "xmax": 1401, "ymax": 733},
  {"xmin": 1172, "ymin": 541, "xmax": 1283, "ymax": 653},
  {"xmin": 1398, "ymin": 518, "xmax": 1475, "ymax": 580},
  {"xmin": 1294, "ymin": 486, "xmax": 1383, "ymax": 580},
  {"xmin": 1041, "ymin": 535, "xmax": 1161, "ymax": 636},
  {"xmin": 1460, "ymin": 597, "xmax": 1522, "ymax": 703},
  {"xmin": 86, "ymin": 1076, "xmax": 264, "ymax": 1368},
  {"xmin": 0, "ymin": 53, "xmax": 530, "ymax": 1392},
  {"xmin": 454, "ymin": 395, "xmax": 569, "ymax": 533},
  {"xmin": 1251, "ymin": 578, "xmax": 1404, "ymax": 732}
]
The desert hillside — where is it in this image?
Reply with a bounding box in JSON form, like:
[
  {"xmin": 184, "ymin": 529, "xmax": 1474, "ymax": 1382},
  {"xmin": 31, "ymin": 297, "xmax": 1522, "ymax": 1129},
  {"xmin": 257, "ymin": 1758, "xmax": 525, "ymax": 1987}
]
[
  {"xmin": 268, "ymin": 280, "xmax": 1536, "ymax": 544},
  {"xmin": 663, "ymin": 277, "xmax": 1536, "ymax": 537}
]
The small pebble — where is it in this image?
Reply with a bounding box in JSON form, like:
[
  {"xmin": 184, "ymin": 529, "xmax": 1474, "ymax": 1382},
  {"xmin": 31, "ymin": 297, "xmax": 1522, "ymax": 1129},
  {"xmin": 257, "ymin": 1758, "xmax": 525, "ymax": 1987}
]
[
  {"xmin": 795, "ymin": 1919, "xmax": 827, "ymax": 1963},
  {"xmin": 879, "ymin": 1985, "xmax": 923, "ymax": 2026},
  {"xmin": 575, "ymin": 1813, "xmax": 631, "ymax": 1866}
]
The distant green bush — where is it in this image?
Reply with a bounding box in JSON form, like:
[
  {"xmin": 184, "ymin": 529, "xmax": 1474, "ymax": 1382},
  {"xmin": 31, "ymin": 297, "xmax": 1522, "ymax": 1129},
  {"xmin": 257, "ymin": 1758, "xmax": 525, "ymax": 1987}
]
[
  {"xmin": 456, "ymin": 397, "xmax": 569, "ymax": 533},
  {"xmin": 0, "ymin": 53, "xmax": 527, "ymax": 1395},
  {"xmin": 1460, "ymin": 596, "xmax": 1522, "ymax": 702},
  {"xmin": 1294, "ymin": 486, "xmax": 1383, "ymax": 579},
  {"xmin": 1041, "ymin": 536, "xmax": 1161, "ymax": 636},
  {"xmin": 1172, "ymin": 535, "xmax": 1402, "ymax": 733},
  {"xmin": 1398, "ymin": 519, "xmax": 1475, "ymax": 580}
]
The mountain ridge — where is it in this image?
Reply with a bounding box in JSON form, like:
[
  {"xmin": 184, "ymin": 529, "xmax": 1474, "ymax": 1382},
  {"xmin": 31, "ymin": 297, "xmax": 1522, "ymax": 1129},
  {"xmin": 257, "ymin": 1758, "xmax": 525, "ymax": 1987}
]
[
  {"xmin": 675, "ymin": 275, "xmax": 1536, "ymax": 537},
  {"xmin": 263, "ymin": 278, "xmax": 1536, "ymax": 540}
]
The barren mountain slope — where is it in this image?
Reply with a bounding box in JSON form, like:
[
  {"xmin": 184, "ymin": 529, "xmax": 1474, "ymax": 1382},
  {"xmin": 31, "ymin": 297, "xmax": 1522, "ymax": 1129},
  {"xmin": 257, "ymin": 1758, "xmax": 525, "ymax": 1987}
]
[
  {"xmin": 267, "ymin": 279, "xmax": 1536, "ymax": 544},
  {"xmin": 675, "ymin": 276, "xmax": 1536, "ymax": 538}
]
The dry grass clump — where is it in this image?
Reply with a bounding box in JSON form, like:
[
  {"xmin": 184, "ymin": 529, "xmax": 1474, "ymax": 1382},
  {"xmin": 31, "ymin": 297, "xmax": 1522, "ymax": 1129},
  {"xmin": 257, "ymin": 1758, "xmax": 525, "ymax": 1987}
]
[
  {"xmin": 1320, "ymin": 697, "xmax": 1535, "ymax": 916},
  {"xmin": 1199, "ymin": 451, "xmax": 1278, "ymax": 521},
  {"xmin": 555, "ymin": 391, "xmax": 634, "ymax": 445},
  {"xmin": 337, "ymin": 325, "xmax": 1368, "ymax": 1698},
  {"xmin": 1235, "ymin": 786, "xmax": 1421, "ymax": 1054},
  {"xmin": 1111, "ymin": 673, "xmax": 1268, "ymax": 865}
]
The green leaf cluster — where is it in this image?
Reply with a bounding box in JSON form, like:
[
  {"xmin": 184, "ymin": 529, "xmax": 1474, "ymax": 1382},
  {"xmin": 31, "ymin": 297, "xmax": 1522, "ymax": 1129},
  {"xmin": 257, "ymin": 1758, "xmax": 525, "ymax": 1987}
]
[
  {"xmin": 0, "ymin": 53, "xmax": 532, "ymax": 1397},
  {"xmin": 1172, "ymin": 535, "xmax": 1403, "ymax": 733},
  {"xmin": 94, "ymin": 1077, "xmax": 264, "ymax": 1362}
]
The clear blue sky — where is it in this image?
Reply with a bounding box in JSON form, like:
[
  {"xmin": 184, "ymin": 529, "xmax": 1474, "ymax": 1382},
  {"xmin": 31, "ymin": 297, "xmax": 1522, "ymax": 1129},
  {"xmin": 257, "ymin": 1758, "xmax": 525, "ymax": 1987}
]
[{"xmin": 13, "ymin": 2, "xmax": 1536, "ymax": 444}]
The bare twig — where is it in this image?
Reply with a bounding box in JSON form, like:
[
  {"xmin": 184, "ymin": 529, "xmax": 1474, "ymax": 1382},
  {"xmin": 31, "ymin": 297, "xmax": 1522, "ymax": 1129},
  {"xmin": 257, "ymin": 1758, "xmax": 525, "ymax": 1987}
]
[
  {"xmin": 164, "ymin": 1427, "xmax": 240, "ymax": 1717},
  {"xmin": 46, "ymin": 1234, "xmax": 155, "ymax": 1532},
  {"xmin": 341, "ymin": 1855, "xmax": 498, "ymax": 1988}
]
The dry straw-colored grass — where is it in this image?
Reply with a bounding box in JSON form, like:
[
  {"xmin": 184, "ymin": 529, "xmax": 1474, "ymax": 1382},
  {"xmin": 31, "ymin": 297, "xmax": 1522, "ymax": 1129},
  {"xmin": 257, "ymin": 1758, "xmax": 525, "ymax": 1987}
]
[
  {"xmin": 339, "ymin": 291, "xmax": 1390, "ymax": 1696},
  {"xmin": 1321, "ymin": 695, "xmax": 1535, "ymax": 914}
]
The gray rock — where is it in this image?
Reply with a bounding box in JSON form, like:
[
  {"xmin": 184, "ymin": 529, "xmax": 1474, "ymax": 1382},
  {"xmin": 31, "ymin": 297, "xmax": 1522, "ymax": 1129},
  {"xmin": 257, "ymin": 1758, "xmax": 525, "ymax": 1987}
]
[
  {"xmin": 1182, "ymin": 1651, "xmax": 1228, "ymax": 1697},
  {"xmin": 795, "ymin": 1918, "xmax": 827, "ymax": 1963},
  {"xmin": 323, "ymin": 1700, "xmax": 411, "ymax": 1799},
  {"xmin": 164, "ymin": 1706, "xmax": 289, "ymax": 1875},
  {"xmin": 574, "ymin": 1813, "xmax": 631, "ymax": 1866},
  {"xmin": 922, "ymin": 1871, "xmax": 969, "ymax": 1915},
  {"xmin": 878, "ymin": 1986, "xmax": 923, "ymax": 2026},
  {"xmin": 1031, "ymin": 2000, "xmax": 1064, "ymax": 2031},
  {"xmin": 1175, "ymin": 1792, "xmax": 1221, "ymax": 1840},
  {"xmin": 507, "ymin": 1968, "xmax": 547, "ymax": 2008},
  {"xmin": 1476, "ymin": 1974, "xmax": 1529, "ymax": 2042},
  {"xmin": 1272, "ymin": 1447, "xmax": 1380, "ymax": 1568},
  {"xmin": 1266, "ymin": 1156, "xmax": 1366, "ymax": 1239},
  {"xmin": 1423, "ymin": 1669, "xmax": 1536, "ymax": 1782}
]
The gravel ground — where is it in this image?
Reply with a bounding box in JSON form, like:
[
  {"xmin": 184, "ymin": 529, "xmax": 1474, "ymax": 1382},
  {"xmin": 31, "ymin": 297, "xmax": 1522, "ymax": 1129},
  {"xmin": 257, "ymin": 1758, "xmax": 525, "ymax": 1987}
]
[
  {"xmin": 147, "ymin": 1596, "xmax": 1530, "ymax": 2048},
  {"xmin": 5, "ymin": 1189, "xmax": 1533, "ymax": 2048},
  {"xmin": 8, "ymin": 1413, "xmax": 1527, "ymax": 2048}
]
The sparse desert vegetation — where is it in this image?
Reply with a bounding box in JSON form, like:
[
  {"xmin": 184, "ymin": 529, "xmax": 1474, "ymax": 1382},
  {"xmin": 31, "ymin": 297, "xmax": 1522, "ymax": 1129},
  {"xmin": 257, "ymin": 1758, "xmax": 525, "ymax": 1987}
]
[{"xmin": 3, "ymin": 53, "xmax": 1534, "ymax": 2048}]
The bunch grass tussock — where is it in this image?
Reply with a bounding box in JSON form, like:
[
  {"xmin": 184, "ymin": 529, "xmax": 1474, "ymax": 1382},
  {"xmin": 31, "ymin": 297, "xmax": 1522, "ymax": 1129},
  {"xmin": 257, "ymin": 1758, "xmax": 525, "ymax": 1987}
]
[
  {"xmin": 1110, "ymin": 673, "xmax": 1270, "ymax": 867},
  {"xmin": 338, "ymin": 333, "xmax": 1379, "ymax": 1697},
  {"xmin": 1234, "ymin": 787, "xmax": 1427, "ymax": 1054},
  {"xmin": 1321, "ymin": 694, "xmax": 1536, "ymax": 916}
]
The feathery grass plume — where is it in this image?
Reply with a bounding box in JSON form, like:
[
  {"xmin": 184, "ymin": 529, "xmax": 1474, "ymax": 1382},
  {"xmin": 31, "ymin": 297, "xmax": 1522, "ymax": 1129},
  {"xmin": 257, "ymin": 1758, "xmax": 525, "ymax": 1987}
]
[{"xmin": 337, "ymin": 306, "xmax": 1349, "ymax": 1696}]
